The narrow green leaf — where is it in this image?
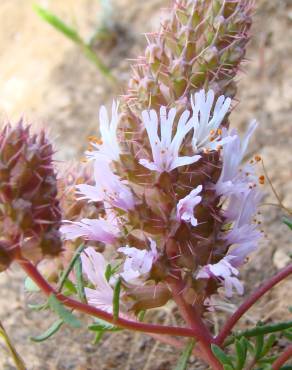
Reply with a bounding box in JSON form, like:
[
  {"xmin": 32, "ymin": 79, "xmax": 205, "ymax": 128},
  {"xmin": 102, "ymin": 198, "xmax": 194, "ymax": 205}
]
[
  {"xmin": 63, "ymin": 279, "xmax": 77, "ymax": 295},
  {"xmin": 138, "ymin": 310, "xmax": 146, "ymax": 322},
  {"xmin": 224, "ymin": 320, "xmax": 292, "ymax": 346},
  {"xmin": 211, "ymin": 344, "xmax": 234, "ymax": 368},
  {"xmin": 30, "ymin": 319, "xmax": 63, "ymax": 342},
  {"xmin": 0, "ymin": 321, "xmax": 26, "ymax": 370},
  {"xmin": 27, "ymin": 302, "xmax": 48, "ymax": 311},
  {"xmin": 255, "ymin": 333, "xmax": 264, "ymax": 360},
  {"xmin": 93, "ymin": 331, "xmax": 104, "ymax": 345},
  {"xmin": 283, "ymin": 217, "xmax": 292, "ymax": 230},
  {"xmin": 113, "ymin": 278, "xmax": 121, "ymax": 321},
  {"xmin": 261, "ymin": 334, "xmax": 276, "ymax": 358},
  {"xmin": 283, "ymin": 328, "xmax": 292, "ymax": 341},
  {"xmin": 223, "ymin": 366, "xmax": 234, "ymax": 370},
  {"xmin": 235, "ymin": 338, "xmax": 247, "ymax": 370},
  {"xmin": 105, "ymin": 264, "xmax": 112, "ymax": 282},
  {"xmin": 88, "ymin": 318, "xmax": 121, "ymax": 332},
  {"xmin": 174, "ymin": 339, "xmax": 195, "ymax": 370},
  {"xmin": 74, "ymin": 255, "xmax": 87, "ymax": 303},
  {"xmin": 24, "ymin": 276, "xmax": 40, "ymax": 292},
  {"xmin": 48, "ymin": 294, "xmax": 81, "ymax": 328},
  {"xmin": 57, "ymin": 244, "xmax": 85, "ymax": 292},
  {"xmin": 33, "ymin": 5, "xmax": 82, "ymax": 44}
]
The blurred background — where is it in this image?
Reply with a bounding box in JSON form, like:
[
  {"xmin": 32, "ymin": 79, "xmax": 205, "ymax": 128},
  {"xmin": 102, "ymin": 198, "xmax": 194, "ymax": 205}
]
[{"xmin": 0, "ymin": 0, "xmax": 291, "ymax": 369}]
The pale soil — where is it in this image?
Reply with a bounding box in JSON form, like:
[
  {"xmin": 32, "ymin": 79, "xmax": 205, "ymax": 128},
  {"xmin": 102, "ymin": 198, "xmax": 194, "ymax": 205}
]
[{"xmin": 0, "ymin": 0, "xmax": 291, "ymax": 369}]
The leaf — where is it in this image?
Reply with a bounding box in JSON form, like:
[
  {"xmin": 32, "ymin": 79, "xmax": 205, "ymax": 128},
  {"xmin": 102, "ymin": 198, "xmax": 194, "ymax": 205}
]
[
  {"xmin": 48, "ymin": 294, "xmax": 81, "ymax": 328},
  {"xmin": 113, "ymin": 278, "xmax": 121, "ymax": 321},
  {"xmin": 57, "ymin": 244, "xmax": 85, "ymax": 292},
  {"xmin": 74, "ymin": 255, "xmax": 86, "ymax": 303},
  {"xmin": 235, "ymin": 338, "xmax": 248, "ymax": 370},
  {"xmin": 30, "ymin": 319, "xmax": 63, "ymax": 342},
  {"xmin": 0, "ymin": 321, "xmax": 26, "ymax": 370},
  {"xmin": 283, "ymin": 217, "xmax": 292, "ymax": 230},
  {"xmin": 24, "ymin": 276, "xmax": 40, "ymax": 292},
  {"xmin": 63, "ymin": 279, "xmax": 77, "ymax": 295},
  {"xmin": 261, "ymin": 334, "xmax": 276, "ymax": 358},
  {"xmin": 211, "ymin": 344, "xmax": 234, "ymax": 368},
  {"xmin": 33, "ymin": 5, "xmax": 82, "ymax": 44},
  {"xmin": 88, "ymin": 318, "xmax": 121, "ymax": 332},
  {"xmin": 255, "ymin": 333, "xmax": 264, "ymax": 360},
  {"xmin": 27, "ymin": 302, "xmax": 48, "ymax": 311},
  {"xmin": 93, "ymin": 331, "xmax": 104, "ymax": 345},
  {"xmin": 174, "ymin": 339, "xmax": 195, "ymax": 370},
  {"xmin": 283, "ymin": 328, "xmax": 292, "ymax": 341}
]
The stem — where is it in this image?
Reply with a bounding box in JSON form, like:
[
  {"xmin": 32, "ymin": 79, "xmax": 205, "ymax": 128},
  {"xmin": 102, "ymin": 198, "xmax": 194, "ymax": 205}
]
[
  {"xmin": 16, "ymin": 256, "xmax": 199, "ymax": 339},
  {"xmin": 271, "ymin": 345, "xmax": 292, "ymax": 370},
  {"xmin": 216, "ymin": 264, "xmax": 292, "ymax": 345},
  {"xmin": 223, "ymin": 320, "xmax": 292, "ymax": 347},
  {"xmin": 167, "ymin": 275, "xmax": 222, "ymax": 370}
]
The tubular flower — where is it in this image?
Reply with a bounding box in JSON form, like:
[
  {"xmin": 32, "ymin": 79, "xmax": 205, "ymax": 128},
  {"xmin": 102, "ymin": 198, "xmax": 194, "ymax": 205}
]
[
  {"xmin": 60, "ymin": 218, "xmax": 120, "ymax": 244},
  {"xmin": 86, "ymin": 101, "xmax": 120, "ymax": 162},
  {"xmin": 139, "ymin": 107, "xmax": 201, "ymax": 172},
  {"xmin": 191, "ymin": 90, "xmax": 232, "ymax": 152},
  {"xmin": 197, "ymin": 257, "xmax": 244, "ymax": 298},
  {"xmin": 118, "ymin": 239, "xmax": 158, "ymax": 283},
  {"xmin": 76, "ymin": 159, "xmax": 135, "ymax": 211},
  {"xmin": 176, "ymin": 185, "xmax": 203, "ymax": 226},
  {"xmin": 81, "ymin": 247, "xmax": 114, "ymax": 313}
]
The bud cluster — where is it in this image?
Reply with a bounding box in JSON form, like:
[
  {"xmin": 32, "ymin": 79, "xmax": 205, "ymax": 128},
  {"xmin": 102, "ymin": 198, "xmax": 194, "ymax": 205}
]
[{"xmin": 0, "ymin": 122, "xmax": 62, "ymax": 271}]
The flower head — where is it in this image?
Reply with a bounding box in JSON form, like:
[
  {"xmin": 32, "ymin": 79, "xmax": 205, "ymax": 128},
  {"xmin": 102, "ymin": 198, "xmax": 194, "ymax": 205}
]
[
  {"xmin": 197, "ymin": 256, "xmax": 244, "ymax": 298},
  {"xmin": 118, "ymin": 239, "xmax": 158, "ymax": 283},
  {"xmin": 139, "ymin": 106, "xmax": 201, "ymax": 172},
  {"xmin": 191, "ymin": 89, "xmax": 232, "ymax": 152},
  {"xmin": 86, "ymin": 101, "xmax": 120, "ymax": 162},
  {"xmin": 176, "ymin": 185, "xmax": 202, "ymax": 226},
  {"xmin": 81, "ymin": 247, "xmax": 114, "ymax": 313}
]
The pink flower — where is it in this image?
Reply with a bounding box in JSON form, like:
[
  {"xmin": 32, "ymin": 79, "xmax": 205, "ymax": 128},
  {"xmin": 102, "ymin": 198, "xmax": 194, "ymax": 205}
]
[
  {"xmin": 215, "ymin": 120, "xmax": 258, "ymax": 196},
  {"xmin": 86, "ymin": 101, "xmax": 120, "ymax": 162},
  {"xmin": 176, "ymin": 185, "xmax": 202, "ymax": 226},
  {"xmin": 196, "ymin": 256, "xmax": 244, "ymax": 297},
  {"xmin": 81, "ymin": 247, "xmax": 114, "ymax": 313},
  {"xmin": 139, "ymin": 106, "xmax": 201, "ymax": 172},
  {"xmin": 118, "ymin": 239, "xmax": 158, "ymax": 283},
  {"xmin": 60, "ymin": 218, "xmax": 120, "ymax": 244},
  {"xmin": 76, "ymin": 159, "xmax": 135, "ymax": 211},
  {"xmin": 191, "ymin": 89, "xmax": 232, "ymax": 152}
]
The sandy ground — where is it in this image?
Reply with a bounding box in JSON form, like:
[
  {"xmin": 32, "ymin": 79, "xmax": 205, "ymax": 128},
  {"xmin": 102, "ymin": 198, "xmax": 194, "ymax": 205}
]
[{"xmin": 0, "ymin": 0, "xmax": 291, "ymax": 369}]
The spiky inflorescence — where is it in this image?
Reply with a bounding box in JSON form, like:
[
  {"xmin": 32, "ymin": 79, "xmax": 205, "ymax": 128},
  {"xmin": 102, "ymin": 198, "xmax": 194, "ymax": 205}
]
[
  {"xmin": 62, "ymin": 0, "xmax": 261, "ymax": 315},
  {"xmin": 125, "ymin": 0, "xmax": 253, "ymax": 116},
  {"xmin": 0, "ymin": 122, "xmax": 62, "ymax": 271}
]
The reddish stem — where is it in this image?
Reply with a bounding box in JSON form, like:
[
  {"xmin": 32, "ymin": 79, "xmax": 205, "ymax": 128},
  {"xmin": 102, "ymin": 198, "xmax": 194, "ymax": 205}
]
[
  {"xmin": 167, "ymin": 275, "xmax": 222, "ymax": 370},
  {"xmin": 216, "ymin": 264, "xmax": 292, "ymax": 345},
  {"xmin": 17, "ymin": 256, "xmax": 199, "ymax": 339},
  {"xmin": 272, "ymin": 345, "xmax": 292, "ymax": 370}
]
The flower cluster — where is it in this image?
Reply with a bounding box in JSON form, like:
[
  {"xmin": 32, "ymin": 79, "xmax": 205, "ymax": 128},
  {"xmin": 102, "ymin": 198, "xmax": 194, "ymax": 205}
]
[
  {"xmin": 62, "ymin": 89, "xmax": 263, "ymax": 314},
  {"xmin": 0, "ymin": 122, "xmax": 62, "ymax": 271}
]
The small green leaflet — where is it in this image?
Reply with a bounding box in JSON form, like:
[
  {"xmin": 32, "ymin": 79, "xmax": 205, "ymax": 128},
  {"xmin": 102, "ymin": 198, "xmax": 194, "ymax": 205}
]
[
  {"xmin": 113, "ymin": 278, "xmax": 121, "ymax": 321},
  {"xmin": 0, "ymin": 321, "xmax": 26, "ymax": 370},
  {"xmin": 24, "ymin": 277, "xmax": 40, "ymax": 292},
  {"xmin": 74, "ymin": 255, "xmax": 87, "ymax": 303},
  {"xmin": 48, "ymin": 294, "xmax": 81, "ymax": 329},
  {"xmin": 88, "ymin": 318, "xmax": 121, "ymax": 333},
  {"xmin": 33, "ymin": 5, "xmax": 82, "ymax": 44},
  {"xmin": 211, "ymin": 344, "xmax": 234, "ymax": 368},
  {"xmin": 283, "ymin": 217, "xmax": 292, "ymax": 230},
  {"xmin": 30, "ymin": 319, "xmax": 63, "ymax": 342},
  {"xmin": 174, "ymin": 339, "xmax": 195, "ymax": 370}
]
